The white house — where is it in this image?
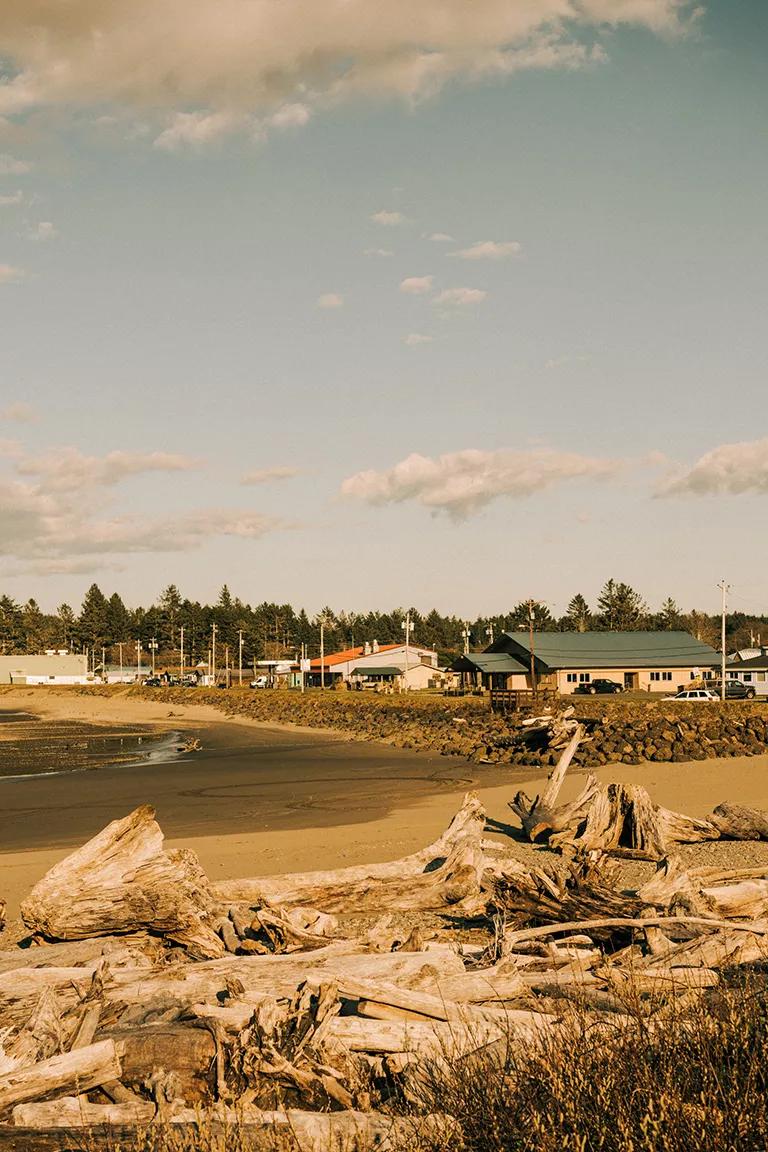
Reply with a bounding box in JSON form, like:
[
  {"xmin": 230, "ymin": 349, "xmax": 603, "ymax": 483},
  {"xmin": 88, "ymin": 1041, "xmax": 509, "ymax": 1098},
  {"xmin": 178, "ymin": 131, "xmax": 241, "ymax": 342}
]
[
  {"xmin": 310, "ymin": 640, "xmax": 441, "ymax": 690},
  {"xmin": 0, "ymin": 652, "xmax": 91, "ymax": 685}
]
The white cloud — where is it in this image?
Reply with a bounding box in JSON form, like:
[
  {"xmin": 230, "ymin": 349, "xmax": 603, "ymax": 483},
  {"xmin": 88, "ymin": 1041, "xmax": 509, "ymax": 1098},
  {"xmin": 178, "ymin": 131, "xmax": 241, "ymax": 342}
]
[
  {"xmin": 0, "ymin": 154, "xmax": 31, "ymax": 174},
  {"xmin": 371, "ymin": 210, "xmax": 406, "ymax": 226},
  {"xmin": 0, "ymin": 264, "xmax": 24, "ymax": 284},
  {"xmin": 33, "ymin": 221, "xmax": 57, "ymax": 241},
  {"xmin": 1, "ymin": 401, "xmax": 37, "ymax": 423},
  {"xmin": 400, "ymin": 275, "xmax": 434, "ymax": 295},
  {"xmin": 363, "ymin": 247, "xmax": 393, "ymax": 257},
  {"xmin": 453, "ymin": 240, "xmax": 522, "ymax": 260},
  {"xmin": 404, "ymin": 333, "xmax": 433, "ymax": 346},
  {"xmin": 341, "ymin": 446, "xmax": 621, "ymax": 517},
  {"xmin": 241, "ymin": 465, "xmax": 300, "ymax": 485},
  {"xmin": 0, "ymin": 444, "xmax": 286, "ymax": 569},
  {"xmin": 16, "ymin": 448, "xmax": 200, "ymax": 492},
  {"xmin": 268, "ymin": 102, "xmax": 311, "ymax": 128},
  {"xmin": 434, "ymin": 287, "xmax": 487, "ymax": 306},
  {"xmin": 426, "ymin": 232, "xmax": 454, "ymax": 243},
  {"xmin": 0, "ymin": 191, "xmax": 22, "ymax": 207},
  {"xmin": 317, "ymin": 293, "xmax": 344, "ymax": 309},
  {"xmin": 153, "ymin": 110, "xmax": 239, "ymax": 150},
  {"xmin": 658, "ymin": 438, "xmax": 768, "ymax": 497},
  {"xmin": 0, "ymin": 3, "xmax": 694, "ymax": 125}
]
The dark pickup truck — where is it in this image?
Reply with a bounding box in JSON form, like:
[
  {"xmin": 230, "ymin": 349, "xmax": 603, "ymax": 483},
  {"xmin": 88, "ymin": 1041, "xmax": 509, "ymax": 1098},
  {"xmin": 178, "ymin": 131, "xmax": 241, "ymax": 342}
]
[{"xmin": 573, "ymin": 679, "xmax": 624, "ymax": 695}]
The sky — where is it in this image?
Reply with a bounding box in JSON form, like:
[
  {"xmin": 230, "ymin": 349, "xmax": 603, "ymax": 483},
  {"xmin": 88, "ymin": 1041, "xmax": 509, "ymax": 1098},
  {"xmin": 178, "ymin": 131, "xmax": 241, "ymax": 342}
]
[{"xmin": 1, "ymin": 0, "xmax": 767, "ymax": 620}]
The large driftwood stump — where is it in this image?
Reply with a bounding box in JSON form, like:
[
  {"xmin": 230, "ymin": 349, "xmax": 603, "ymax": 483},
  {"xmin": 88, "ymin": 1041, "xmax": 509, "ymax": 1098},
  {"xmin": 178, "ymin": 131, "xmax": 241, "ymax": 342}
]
[
  {"xmin": 20, "ymin": 806, "xmax": 224, "ymax": 959},
  {"xmin": 709, "ymin": 803, "xmax": 768, "ymax": 840},
  {"xmin": 509, "ymin": 726, "xmax": 588, "ymax": 840}
]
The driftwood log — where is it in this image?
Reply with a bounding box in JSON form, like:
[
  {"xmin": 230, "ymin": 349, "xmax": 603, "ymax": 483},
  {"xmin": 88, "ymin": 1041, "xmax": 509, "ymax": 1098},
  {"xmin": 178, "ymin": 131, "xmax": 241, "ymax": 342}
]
[{"xmin": 20, "ymin": 806, "xmax": 224, "ymax": 959}]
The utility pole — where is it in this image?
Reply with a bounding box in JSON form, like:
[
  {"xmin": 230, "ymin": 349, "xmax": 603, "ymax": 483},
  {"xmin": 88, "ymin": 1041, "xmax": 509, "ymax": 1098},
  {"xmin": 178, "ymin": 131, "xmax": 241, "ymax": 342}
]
[
  {"xmin": 461, "ymin": 622, "xmax": 471, "ymax": 656},
  {"xmin": 320, "ymin": 620, "xmax": 325, "ymax": 690},
  {"xmin": 149, "ymin": 637, "xmax": 158, "ymax": 676},
  {"xmin": 136, "ymin": 640, "xmax": 142, "ymax": 682},
  {"xmin": 118, "ymin": 642, "xmax": 123, "ymax": 682},
  {"xmin": 485, "ymin": 622, "xmax": 494, "ymax": 646},
  {"xmin": 101, "ymin": 646, "xmax": 106, "ymax": 682},
  {"xmin": 401, "ymin": 610, "xmax": 415, "ymax": 692},
  {"xmin": 211, "ymin": 623, "xmax": 217, "ymax": 686},
  {"xmin": 528, "ymin": 600, "xmax": 537, "ymax": 697},
  {"xmin": 179, "ymin": 626, "xmax": 185, "ymax": 682},
  {"xmin": 301, "ymin": 642, "xmax": 306, "ymax": 693},
  {"xmin": 718, "ymin": 580, "xmax": 730, "ymax": 701},
  {"xmin": 225, "ymin": 644, "xmax": 230, "ymax": 688},
  {"xmin": 238, "ymin": 630, "xmax": 243, "ymax": 687}
]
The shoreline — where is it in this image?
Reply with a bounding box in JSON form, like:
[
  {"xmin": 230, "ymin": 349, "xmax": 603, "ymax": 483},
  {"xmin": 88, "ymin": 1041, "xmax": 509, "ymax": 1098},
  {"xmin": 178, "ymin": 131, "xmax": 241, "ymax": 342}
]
[{"xmin": 3, "ymin": 687, "xmax": 768, "ymax": 923}]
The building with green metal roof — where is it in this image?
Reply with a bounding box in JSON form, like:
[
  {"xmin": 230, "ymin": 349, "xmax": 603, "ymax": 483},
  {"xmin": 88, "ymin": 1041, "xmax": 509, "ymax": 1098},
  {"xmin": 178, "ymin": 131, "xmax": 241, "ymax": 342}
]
[{"xmin": 453, "ymin": 630, "xmax": 720, "ymax": 694}]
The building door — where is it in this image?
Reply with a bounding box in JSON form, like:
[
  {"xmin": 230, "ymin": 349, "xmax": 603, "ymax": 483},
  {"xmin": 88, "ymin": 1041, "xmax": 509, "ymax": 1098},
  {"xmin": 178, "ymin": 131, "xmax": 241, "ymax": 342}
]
[{"xmin": 624, "ymin": 672, "xmax": 639, "ymax": 690}]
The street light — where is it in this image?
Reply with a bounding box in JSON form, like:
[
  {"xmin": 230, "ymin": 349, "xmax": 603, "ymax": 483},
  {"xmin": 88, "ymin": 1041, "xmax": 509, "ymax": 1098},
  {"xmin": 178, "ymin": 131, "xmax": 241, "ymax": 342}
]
[{"xmin": 148, "ymin": 637, "xmax": 159, "ymax": 676}]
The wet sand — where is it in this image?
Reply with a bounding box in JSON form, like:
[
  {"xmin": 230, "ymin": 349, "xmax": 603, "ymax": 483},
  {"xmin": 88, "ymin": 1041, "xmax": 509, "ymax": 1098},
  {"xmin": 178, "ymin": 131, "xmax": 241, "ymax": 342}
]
[{"xmin": 3, "ymin": 687, "xmax": 768, "ymax": 921}]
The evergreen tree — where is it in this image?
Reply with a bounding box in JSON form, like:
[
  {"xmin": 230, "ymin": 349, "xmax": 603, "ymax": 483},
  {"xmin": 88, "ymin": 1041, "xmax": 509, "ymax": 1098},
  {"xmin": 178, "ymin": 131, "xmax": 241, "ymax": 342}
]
[
  {"xmin": 55, "ymin": 603, "xmax": 77, "ymax": 649},
  {"xmin": 78, "ymin": 584, "xmax": 110, "ymax": 650},
  {"xmin": 21, "ymin": 599, "xmax": 46, "ymax": 652},
  {"xmin": 597, "ymin": 579, "xmax": 648, "ymax": 630},
  {"xmin": 565, "ymin": 593, "xmax": 591, "ymax": 632},
  {"xmin": 157, "ymin": 584, "xmax": 183, "ymax": 646},
  {"xmin": 106, "ymin": 592, "xmax": 130, "ymax": 645},
  {"xmin": 511, "ymin": 601, "xmax": 553, "ymax": 630},
  {"xmin": 0, "ymin": 596, "xmax": 22, "ymax": 653},
  {"xmin": 657, "ymin": 597, "xmax": 682, "ymax": 630}
]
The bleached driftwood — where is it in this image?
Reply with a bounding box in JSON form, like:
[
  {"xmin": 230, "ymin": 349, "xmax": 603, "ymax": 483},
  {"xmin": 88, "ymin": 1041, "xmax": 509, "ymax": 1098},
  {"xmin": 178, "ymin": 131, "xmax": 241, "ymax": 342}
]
[
  {"xmin": 709, "ymin": 803, "xmax": 768, "ymax": 840},
  {"xmin": 20, "ymin": 806, "xmax": 224, "ymax": 959},
  {"xmin": 0, "ymin": 1040, "xmax": 121, "ymax": 1116},
  {"xmin": 12, "ymin": 1097, "xmax": 155, "ymax": 1128},
  {"xmin": 508, "ymin": 726, "xmax": 587, "ymax": 841},
  {"xmin": 215, "ymin": 792, "xmax": 487, "ymax": 909}
]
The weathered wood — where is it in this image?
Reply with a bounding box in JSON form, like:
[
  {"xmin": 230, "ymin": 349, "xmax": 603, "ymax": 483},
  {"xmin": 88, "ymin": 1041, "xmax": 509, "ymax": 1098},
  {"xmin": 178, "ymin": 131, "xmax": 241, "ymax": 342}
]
[
  {"xmin": 21, "ymin": 806, "xmax": 224, "ymax": 959},
  {"xmin": 215, "ymin": 792, "xmax": 487, "ymax": 907},
  {"xmin": 505, "ymin": 915, "xmax": 768, "ymax": 950},
  {"xmin": 0, "ymin": 1040, "xmax": 121, "ymax": 1116},
  {"xmin": 508, "ymin": 726, "xmax": 586, "ymax": 840},
  {"xmin": 709, "ymin": 803, "xmax": 768, "ymax": 841},
  {"xmin": 106, "ymin": 945, "xmax": 466, "ymax": 1006},
  {"xmin": 100, "ymin": 1024, "xmax": 215, "ymax": 1101},
  {"xmin": 336, "ymin": 977, "xmax": 515, "ymax": 1024},
  {"xmin": 12, "ymin": 1097, "xmax": 155, "ymax": 1128},
  {"xmin": 0, "ymin": 936, "xmax": 161, "ymax": 977}
]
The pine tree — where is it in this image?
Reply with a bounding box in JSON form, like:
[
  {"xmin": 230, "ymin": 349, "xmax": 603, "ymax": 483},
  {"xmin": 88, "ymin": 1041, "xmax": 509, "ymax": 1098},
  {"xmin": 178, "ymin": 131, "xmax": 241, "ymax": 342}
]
[
  {"xmin": 157, "ymin": 584, "xmax": 183, "ymax": 645},
  {"xmin": 79, "ymin": 584, "xmax": 109, "ymax": 650},
  {"xmin": 21, "ymin": 599, "xmax": 46, "ymax": 652},
  {"xmin": 106, "ymin": 593, "xmax": 130, "ymax": 645},
  {"xmin": 566, "ymin": 594, "xmax": 591, "ymax": 632},
  {"xmin": 511, "ymin": 601, "xmax": 553, "ymax": 630},
  {"xmin": 658, "ymin": 597, "xmax": 682, "ymax": 630},
  {"xmin": 597, "ymin": 579, "xmax": 648, "ymax": 630},
  {"xmin": 55, "ymin": 603, "xmax": 77, "ymax": 649}
]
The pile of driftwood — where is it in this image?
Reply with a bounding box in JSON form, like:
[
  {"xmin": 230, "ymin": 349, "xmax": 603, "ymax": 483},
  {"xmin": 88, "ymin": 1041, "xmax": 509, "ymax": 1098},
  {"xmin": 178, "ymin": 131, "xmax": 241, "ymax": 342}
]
[{"xmin": 3, "ymin": 731, "xmax": 768, "ymax": 1149}]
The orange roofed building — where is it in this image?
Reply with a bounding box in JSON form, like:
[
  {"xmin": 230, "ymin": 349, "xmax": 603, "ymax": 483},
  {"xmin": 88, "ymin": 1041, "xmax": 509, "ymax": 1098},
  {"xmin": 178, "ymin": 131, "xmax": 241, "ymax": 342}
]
[{"xmin": 308, "ymin": 639, "xmax": 440, "ymax": 690}]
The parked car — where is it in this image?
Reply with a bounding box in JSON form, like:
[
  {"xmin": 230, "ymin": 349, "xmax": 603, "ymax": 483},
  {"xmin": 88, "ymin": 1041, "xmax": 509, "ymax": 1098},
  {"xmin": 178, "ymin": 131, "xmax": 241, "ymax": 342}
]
[
  {"xmin": 250, "ymin": 675, "xmax": 269, "ymax": 689},
  {"xmin": 712, "ymin": 680, "xmax": 757, "ymax": 700},
  {"xmin": 664, "ymin": 689, "xmax": 719, "ymax": 702},
  {"xmin": 573, "ymin": 679, "xmax": 624, "ymax": 695}
]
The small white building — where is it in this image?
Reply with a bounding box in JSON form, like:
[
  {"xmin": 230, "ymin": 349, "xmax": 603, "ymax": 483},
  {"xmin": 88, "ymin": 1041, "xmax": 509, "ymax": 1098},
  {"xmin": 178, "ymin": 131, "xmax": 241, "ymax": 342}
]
[
  {"xmin": 310, "ymin": 641, "xmax": 441, "ymax": 690},
  {"xmin": 0, "ymin": 652, "xmax": 91, "ymax": 685}
]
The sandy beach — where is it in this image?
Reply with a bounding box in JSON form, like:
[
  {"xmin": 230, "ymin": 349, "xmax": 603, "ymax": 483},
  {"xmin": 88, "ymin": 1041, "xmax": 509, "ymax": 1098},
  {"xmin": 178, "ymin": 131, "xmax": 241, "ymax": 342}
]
[{"xmin": 3, "ymin": 687, "xmax": 768, "ymax": 920}]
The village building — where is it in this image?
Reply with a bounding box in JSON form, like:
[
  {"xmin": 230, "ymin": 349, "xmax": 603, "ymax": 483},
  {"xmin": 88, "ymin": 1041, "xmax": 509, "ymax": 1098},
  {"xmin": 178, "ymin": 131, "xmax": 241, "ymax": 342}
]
[
  {"xmin": 726, "ymin": 647, "xmax": 768, "ymax": 697},
  {"xmin": 452, "ymin": 631, "xmax": 720, "ymax": 694},
  {"xmin": 308, "ymin": 640, "xmax": 442, "ymax": 690},
  {"xmin": 0, "ymin": 652, "xmax": 91, "ymax": 686}
]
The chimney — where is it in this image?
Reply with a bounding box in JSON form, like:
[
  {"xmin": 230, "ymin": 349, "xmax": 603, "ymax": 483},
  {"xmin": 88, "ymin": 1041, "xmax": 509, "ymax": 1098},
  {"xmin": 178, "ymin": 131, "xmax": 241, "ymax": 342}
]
[
  {"xmin": 372, "ymin": 639, "xmax": 379, "ymax": 653},
  {"xmin": 364, "ymin": 642, "xmax": 371, "ymax": 656}
]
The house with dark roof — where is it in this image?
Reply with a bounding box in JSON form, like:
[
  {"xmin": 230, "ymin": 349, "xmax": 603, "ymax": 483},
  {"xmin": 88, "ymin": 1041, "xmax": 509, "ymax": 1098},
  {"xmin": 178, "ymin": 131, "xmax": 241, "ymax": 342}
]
[
  {"xmin": 726, "ymin": 648, "xmax": 768, "ymax": 697},
  {"xmin": 453, "ymin": 630, "xmax": 720, "ymax": 694}
]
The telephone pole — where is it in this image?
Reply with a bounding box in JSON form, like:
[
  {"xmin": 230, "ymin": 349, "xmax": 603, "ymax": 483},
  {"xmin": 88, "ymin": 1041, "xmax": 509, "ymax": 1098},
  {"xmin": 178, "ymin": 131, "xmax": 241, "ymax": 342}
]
[
  {"xmin": 718, "ymin": 580, "xmax": 731, "ymax": 701},
  {"xmin": 211, "ymin": 623, "xmax": 217, "ymax": 686},
  {"xmin": 179, "ymin": 626, "xmax": 185, "ymax": 682},
  {"xmin": 238, "ymin": 630, "xmax": 244, "ymax": 687},
  {"xmin": 485, "ymin": 622, "xmax": 494, "ymax": 645},
  {"xmin": 149, "ymin": 637, "xmax": 158, "ymax": 676},
  {"xmin": 136, "ymin": 640, "xmax": 142, "ymax": 681},
  {"xmin": 401, "ymin": 611, "xmax": 415, "ymax": 692},
  {"xmin": 528, "ymin": 600, "xmax": 537, "ymax": 697},
  {"xmin": 461, "ymin": 622, "xmax": 471, "ymax": 656}
]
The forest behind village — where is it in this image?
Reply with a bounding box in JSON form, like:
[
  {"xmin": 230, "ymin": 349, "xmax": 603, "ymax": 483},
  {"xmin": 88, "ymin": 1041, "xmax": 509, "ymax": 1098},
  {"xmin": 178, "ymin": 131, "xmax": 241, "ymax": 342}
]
[{"xmin": 1, "ymin": 581, "xmax": 767, "ymax": 666}]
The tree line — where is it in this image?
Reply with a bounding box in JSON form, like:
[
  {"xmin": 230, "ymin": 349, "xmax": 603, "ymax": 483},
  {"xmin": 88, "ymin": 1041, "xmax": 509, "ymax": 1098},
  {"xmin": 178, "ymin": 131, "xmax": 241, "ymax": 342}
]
[{"xmin": 1, "ymin": 580, "xmax": 765, "ymax": 666}]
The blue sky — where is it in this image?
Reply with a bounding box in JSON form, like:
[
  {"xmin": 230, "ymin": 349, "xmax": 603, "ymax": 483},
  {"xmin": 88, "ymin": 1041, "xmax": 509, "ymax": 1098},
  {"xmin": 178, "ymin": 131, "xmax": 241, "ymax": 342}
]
[{"xmin": 1, "ymin": 1, "xmax": 767, "ymax": 618}]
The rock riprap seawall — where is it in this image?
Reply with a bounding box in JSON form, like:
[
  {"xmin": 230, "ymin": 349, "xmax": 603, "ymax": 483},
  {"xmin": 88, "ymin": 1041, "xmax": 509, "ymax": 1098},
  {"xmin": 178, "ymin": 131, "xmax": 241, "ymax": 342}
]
[{"xmin": 62, "ymin": 686, "xmax": 768, "ymax": 770}]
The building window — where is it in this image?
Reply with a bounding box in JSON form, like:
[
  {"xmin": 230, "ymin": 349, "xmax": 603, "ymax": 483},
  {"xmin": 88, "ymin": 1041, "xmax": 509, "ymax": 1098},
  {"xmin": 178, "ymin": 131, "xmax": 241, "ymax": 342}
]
[
  {"xmin": 650, "ymin": 672, "xmax": 660, "ymax": 682},
  {"xmin": 579, "ymin": 673, "xmax": 591, "ymax": 683},
  {"xmin": 566, "ymin": 673, "xmax": 577, "ymax": 683},
  {"xmin": 743, "ymin": 673, "xmax": 753, "ymax": 682},
  {"xmin": 649, "ymin": 672, "xmax": 672, "ymax": 682},
  {"xmin": 758, "ymin": 673, "xmax": 766, "ymax": 682}
]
